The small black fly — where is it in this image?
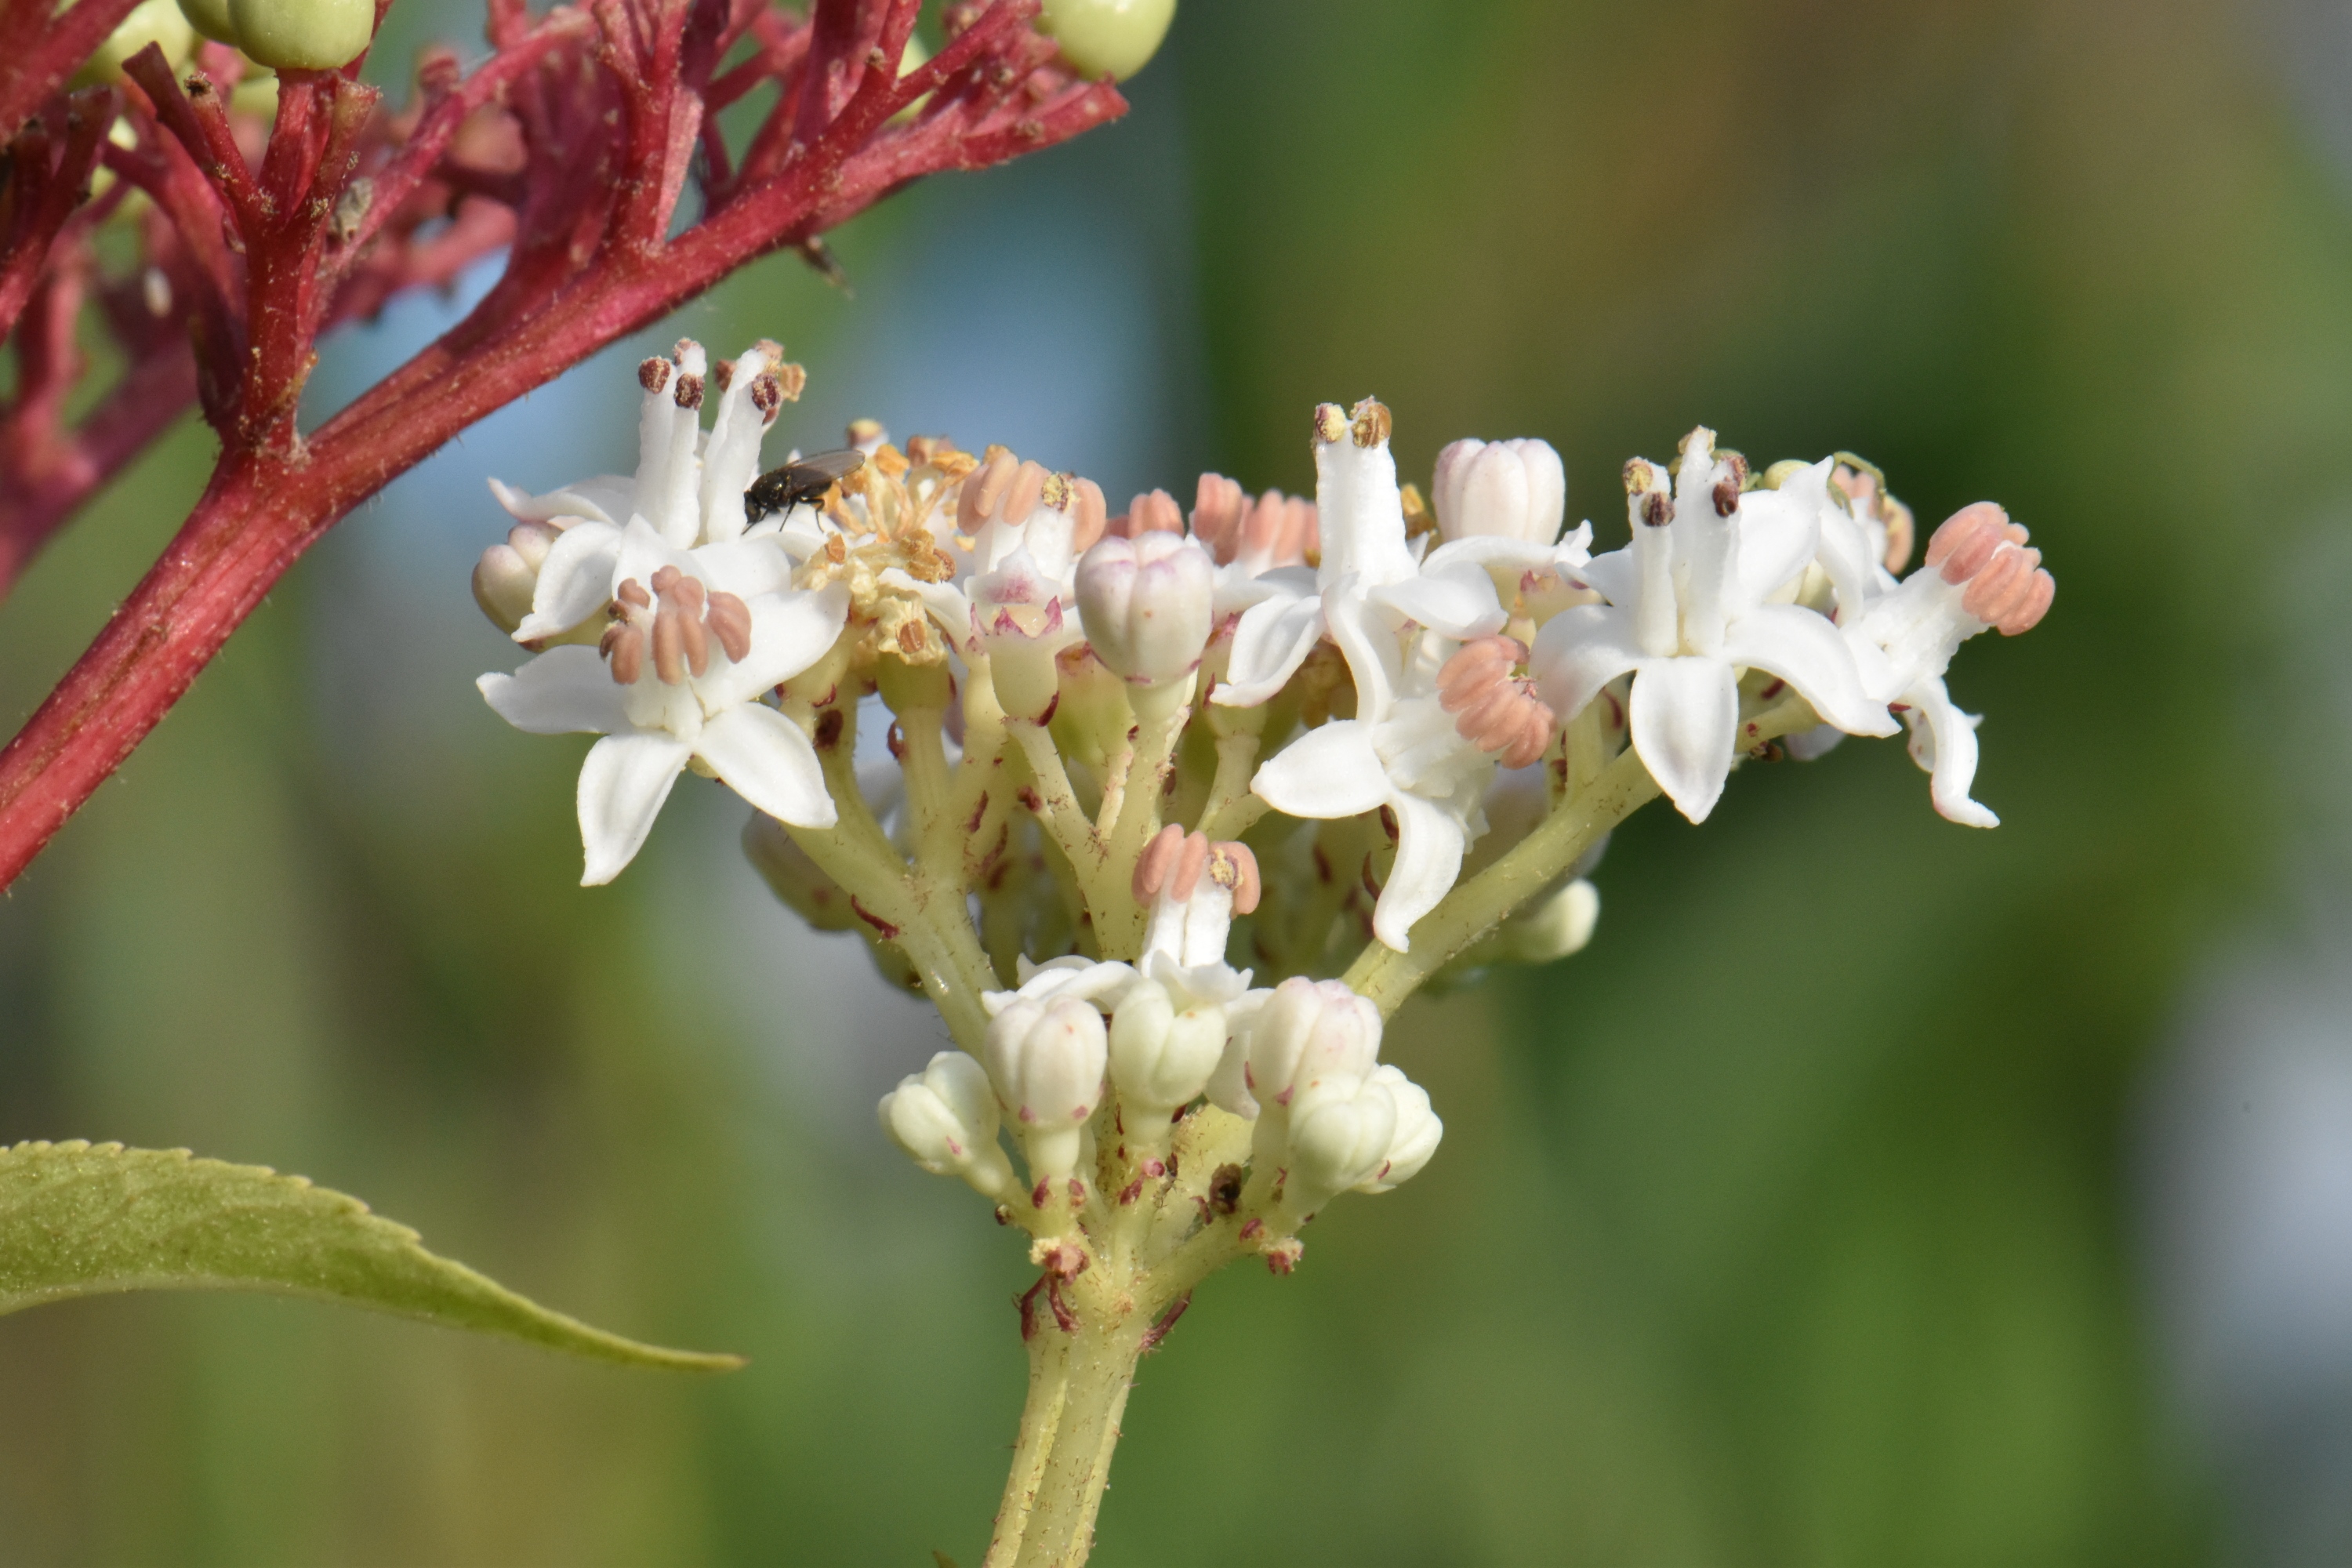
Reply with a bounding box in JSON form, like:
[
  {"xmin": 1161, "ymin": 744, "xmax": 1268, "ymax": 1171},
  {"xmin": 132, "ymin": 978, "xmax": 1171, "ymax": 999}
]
[{"xmin": 744, "ymin": 448, "xmax": 866, "ymax": 524}]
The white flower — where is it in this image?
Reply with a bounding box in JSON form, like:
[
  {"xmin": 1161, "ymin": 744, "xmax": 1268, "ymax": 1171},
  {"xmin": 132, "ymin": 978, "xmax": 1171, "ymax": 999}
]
[
  {"xmin": 1214, "ymin": 400, "xmax": 1559, "ymax": 710},
  {"xmin": 1076, "ymin": 530, "xmax": 1216, "ymax": 688},
  {"xmin": 480, "ymin": 532, "xmax": 850, "ymax": 884},
  {"xmin": 983, "ymin": 992, "xmax": 1109, "ymax": 1181},
  {"xmin": 1530, "ymin": 430, "xmax": 1897, "ymax": 824},
  {"xmin": 1844, "ymin": 500, "xmax": 2055, "ymax": 827},
  {"xmin": 475, "ymin": 340, "xmax": 848, "ymax": 884},
  {"xmin": 886, "ymin": 455, "xmax": 1108, "ymax": 672},
  {"xmin": 504, "ymin": 341, "xmax": 802, "ymax": 644}
]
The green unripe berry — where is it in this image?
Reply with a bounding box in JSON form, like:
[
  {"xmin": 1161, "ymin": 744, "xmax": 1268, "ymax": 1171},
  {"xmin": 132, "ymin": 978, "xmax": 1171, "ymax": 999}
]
[
  {"xmin": 76, "ymin": 0, "xmax": 196, "ymax": 84},
  {"xmin": 1037, "ymin": 0, "xmax": 1174, "ymax": 82},
  {"xmin": 227, "ymin": 0, "xmax": 374, "ymax": 71},
  {"xmin": 174, "ymin": 0, "xmax": 238, "ymax": 46}
]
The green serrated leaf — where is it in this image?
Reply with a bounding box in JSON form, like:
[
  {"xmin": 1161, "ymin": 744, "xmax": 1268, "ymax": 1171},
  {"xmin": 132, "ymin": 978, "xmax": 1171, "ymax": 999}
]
[{"xmin": 0, "ymin": 1141, "xmax": 741, "ymax": 1372}]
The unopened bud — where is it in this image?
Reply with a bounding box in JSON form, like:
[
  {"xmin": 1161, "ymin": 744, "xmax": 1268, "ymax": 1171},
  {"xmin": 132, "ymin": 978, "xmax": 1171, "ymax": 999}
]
[
  {"xmin": 470, "ymin": 544, "xmax": 536, "ymax": 633},
  {"xmin": 1497, "ymin": 877, "xmax": 1599, "ymax": 964},
  {"xmin": 741, "ymin": 814, "xmax": 858, "ymax": 932},
  {"xmin": 1432, "ymin": 437, "xmax": 1566, "ymax": 546},
  {"xmin": 1352, "ymin": 1065, "xmax": 1441, "ymax": 1194},
  {"xmin": 971, "ymin": 550, "xmax": 1075, "ymax": 720},
  {"xmin": 1283, "ymin": 1072, "xmax": 1399, "ymax": 1214},
  {"xmin": 230, "ymin": 0, "xmax": 377, "ymax": 70},
  {"xmin": 1075, "ymin": 532, "xmax": 1214, "ymax": 686},
  {"xmin": 880, "ymin": 1051, "xmax": 1021, "ymax": 1202},
  {"xmin": 1038, "ymin": 0, "xmax": 1175, "ymax": 81},
  {"xmin": 1108, "ymin": 980, "xmax": 1225, "ymax": 1123},
  {"xmin": 984, "ymin": 995, "xmax": 1108, "ymax": 1181},
  {"xmin": 1209, "ymin": 975, "xmax": 1380, "ymax": 1120}
]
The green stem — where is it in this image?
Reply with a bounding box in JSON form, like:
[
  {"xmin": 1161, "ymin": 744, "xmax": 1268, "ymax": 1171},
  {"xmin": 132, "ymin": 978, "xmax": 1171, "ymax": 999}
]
[
  {"xmin": 1010, "ymin": 1316, "xmax": 1149, "ymax": 1568},
  {"xmin": 985, "ymin": 1327, "xmax": 1073, "ymax": 1568}
]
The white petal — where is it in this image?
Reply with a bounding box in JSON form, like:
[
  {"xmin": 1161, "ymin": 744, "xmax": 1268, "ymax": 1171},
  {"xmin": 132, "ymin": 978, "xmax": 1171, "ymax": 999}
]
[
  {"xmin": 698, "ymin": 584, "xmax": 851, "ymax": 709},
  {"xmin": 1735, "ymin": 467, "xmax": 1824, "ymax": 605},
  {"xmin": 1252, "ymin": 720, "xmax": 1391, "ymax": 820},
  {"xmin": 514, "ymin": 521, "xmax": 622, "ymax": 643},
  {"xmin": 613, "ymin": 515, "xmax": 696, "ymax": 593},
  {"xmin": 490, "ymin": 474, "xmax": 635, "ymax": 528},
  {"xmin": 1374, "ymin": 791, "xmax": 1467, "ymax": 951},
  {"xmin": 1214, "ymin": 589, "xmax": 1325, "ymax": 707},
  {"xmin": 1628, "ymin": 655, "xmax": 1737, "ymax": 823},
  {"xmin": 1530, "ymin": 604, "xmax": 1647, "ymax": 720},
  {"xmin": 1907, "ymin": 678, "xmax": 1998, "ymax": 828},
  {"xmin": 693, "ymin": 702, "xmax": 837, "ymax": 828},
  {"xmin": 1575, "ymin": 545, "xmax": 1636, "ymax": 606},
  {"xmin": 1719, "ymin": 603, "xmax": 1897, "ymax": 737},
  {"xmin": 1324, "ymin": 586, "xmax": 1404, "ymax": 724},
  {"xmin": 1367, "ymin": 558, "xmax": 1508, "ymax": 641},
  {"xmin": 691, "ymin": 536, "xmax": 795, "ymax": 601},
  {"xmin": 577, "ymin": 731, "xmax": 691, "ymax": 884},
  {"xmin": 478, "ymin": 646, "xmax": 628, "ymax": 734}
]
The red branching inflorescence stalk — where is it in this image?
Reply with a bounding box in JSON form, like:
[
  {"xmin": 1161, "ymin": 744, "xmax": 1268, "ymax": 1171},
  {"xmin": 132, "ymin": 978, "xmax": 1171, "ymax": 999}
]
[{"xmin": 0, "ymin": 0, "xmax": 1124, "ymax": 888}]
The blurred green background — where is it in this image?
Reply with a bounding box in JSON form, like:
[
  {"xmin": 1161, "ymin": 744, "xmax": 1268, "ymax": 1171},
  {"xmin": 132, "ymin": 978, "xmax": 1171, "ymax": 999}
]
[{"xmin": 5, "ymin": 0, "xmax": 2347, "ymax": 1561}]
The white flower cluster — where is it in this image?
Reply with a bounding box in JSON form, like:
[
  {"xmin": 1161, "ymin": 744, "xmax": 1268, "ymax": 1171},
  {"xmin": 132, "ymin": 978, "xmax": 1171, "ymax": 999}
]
[
  {"xmin": 468, "ymin": 345, "xmax": 2055, "ymax": 1272},
  {"xmin": 881, "ymin": 833, "xmax": 1440, "ymax": 1232}
]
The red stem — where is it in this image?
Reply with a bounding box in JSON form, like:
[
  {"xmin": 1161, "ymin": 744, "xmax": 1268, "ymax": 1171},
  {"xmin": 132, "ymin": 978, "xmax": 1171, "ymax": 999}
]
[
  {"xmin": 0, "ymin": 0, "xmax": 142, "ymax": 146},
  {"xmin": 0, "ymin": 24, "xmax": 1123, "ymax": 887}
]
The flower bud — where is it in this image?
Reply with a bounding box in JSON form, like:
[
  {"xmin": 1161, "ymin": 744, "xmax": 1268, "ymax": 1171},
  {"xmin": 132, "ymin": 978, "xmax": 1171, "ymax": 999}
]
[
  {"xmin": 469, "ymin": 520, "xmax": 562, "ymax": 634},
  {"xmin": 984, "ymin": 995, "xmax": 1108, "ymax": 1180},
  {"xmin": 1075, "ymin": 531, "xmax": 1214, "ymax": 687},
  {"xmin": 1497, "ymin": 877, "xmax": 1599, "ymax": 964},
  {"xmin": 1039, "ymin": 0, "xmax": 1175, "ymax": 82},
  {"xmin": 1283, "ymin": 1073, "xmax": 1399, "ymax": 1214},
  {"xmin": 230, "ymin": 0, "xmax": 377, "ymax": 70},
  {"xmin": 1209, "ymin": 975, "xmax": 1380, "ymax": 1120},
  {"xmin": 1353, "ymin": 1065, "xmax": 1441, "ymax": 1193},
  {"xmin": 1432, "ymin": 437, "xmax": 1566, "ymax": 546},
  {"xmin": 1109, "ymin": 980, "xmax": 1225, "ymax": 1121},
  {"xmin": 79, "ymin": 0, "xmax": 195, "ymax": 84},
  {"xmin": 741, "ymin": 813, "xmax": 858, "ymax": 933},
  {"xmin": 880, "ymin": 1051, "xmax": 1021, "ymax": 1202},
  {"xmin": 970, "ymin": 550, "xmax": 1076, "ymax": 721}
]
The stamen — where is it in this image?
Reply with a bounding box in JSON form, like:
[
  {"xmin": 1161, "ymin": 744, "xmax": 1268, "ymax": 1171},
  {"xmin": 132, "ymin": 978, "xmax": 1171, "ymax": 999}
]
[
  {"xmin": 1123, "ymin": 488, "xmax": 1183, "ymax": 536},
  {"xmin": 750, "ymin": 374, "xmax": 782, "ymax": 421},
  {"xmin": 1436, "ymin": 635, "xmax": 1557, "ymax": 768},
  {"xmin": 652, "ymin": 607, "xmax": 686, "ymax": 683},
  {"xmin": 1312, "ymin": 403, "xmax": 1347, "ymax": 445},
  {"xmin": 1711, "ymin": 478, "xmax": 1740, "ymax": 517},
  {"xmin": 1923, "ymin": 501, "xmax": 2056, "ymax": 634},
  {"xmin": 615, "ymin": 578, "xmax": 652, "ymax": 610},
  {"xmin": 1003, "ymin": 459, "xmax": 1049, "ymax": 525},
  {"xmin": 673, "ymin": 373, "xmax": 703, "ymax": 411},
  {"xmin": 958, "ymin": 450, "xmax": 1018, "ymax": 531},
  {"xmin": 1190, "ymin": 473, "xmax": 1247, "ymax": 561},
  {"xmin": 604, "ymin": 623, "xmax": 644, "ymax": 684},
  {"xmin": 1069, "ymin": 478, "xmax": 1108, "ymax": 554},
  {"xmin": 1168, "ymin": 831, "xmax": 1211, "ymax": 902},
  {"xmin": 637, "ymin": 357, "xmax": 671, "ymax": 394},
  {"xmin": 1211, "ymin": 841, "xmax": 1261, "ymax": 915},
  {"xmin": 1640, "ymin": 492, "xmax": 1671, "ymax": 528},
  {"xmin": 1925, "ymin": 501, "xmax": 2007, "ymax": 578},
  {"xmin": 1350, "ymin": 397, "xmax": 1392, "ymax": 448},
  {"xmin": 1622, "ymin": 458, "xmax": 1657, "ymax": 495},
  {"xmin": 706, "ymin": 591, "xmax": 753, "ymax": 662},
  {"xmin": 1133, "ymin": 824, "xmax": 1185, "ymax": 904}
]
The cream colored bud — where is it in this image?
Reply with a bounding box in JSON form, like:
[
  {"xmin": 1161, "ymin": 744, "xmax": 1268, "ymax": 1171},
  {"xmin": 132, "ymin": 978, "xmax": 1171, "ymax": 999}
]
[
  {"xmin": 1352, "ymin": 1065, "xmax": 1441, "ymax": 1193},
  {"xmin": 1074, "ymin": 531, "xmax": 1214, "ymax": 686},
  {"xmin": 1497, "ymin": 877, "xmax": 1599, "ymax": 964},
  {"xmin": 969, "ymin": 550, "xmax": 1074, "ymax": 722},
  {"xmin": 1432, "ymin": 437, "xmax": 1566, "ymax": 546},
  {"xmin": 229, "ymin": 0, "xmax": 376, "ymax": 71},
  {"xmin": 1108, "ymin": 980, "xmax": 1225, "ymax": 1120},
  {"xmin": 1209, "ymin": 975, "xmax": 1380, "ymax": 1120},
  {"xmin": 1039, "ymin": 0, "xmax": 1175, "ymax": 82},
  {"xmin": 1283, "ymin": 1073, "xmax": 1399, "ymax": 1214},
  {"xmin": 470, "ymin": 545, "xmax": 535, "ymax": 633},
  {"xmin": 984, "ymin": 995, "xmax": 1108, "ymax": 1181},
  {"xmin": 880, "ymin": 1051, "xmax": 1020, "ymax": 1202}
]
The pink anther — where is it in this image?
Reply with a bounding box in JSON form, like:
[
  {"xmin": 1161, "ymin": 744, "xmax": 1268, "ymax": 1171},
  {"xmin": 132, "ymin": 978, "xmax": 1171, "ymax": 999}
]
[
  {"xmin": 1243, "ymin": 489, "xmax": 1316, "ymax": 568},
  {"xmin": 1167, "ymin": 830, "xmax": 1211, "ymax": 902},
  {"xmin": 1437, "ymin": 636, "xmax": 1557, "ymax": 768},
  {"xmin": 1132, "ymin": 823, "xmax": 1185, "ymax": 905},
  {"xmin": 957, "ymin": 449, "xmax": 1018, "ymax": 532},
  {"xmin": 1924, "ymin": 502, "xmax": 2056, "ymax": 635},
  {"xmin": 1001, "ymin": 459, "xmax": 1050, "ymax": 525},
  {"xmin": 1069, "ymin": 477, "xmax": 1109, "ymax": 554},
  {"xmin": 1190, "ymin": 473, "xmax": 1247, "ymax": 560},
  {"xmin": 1123, "ymin": 489, "xmax": 1184, "ymax": 537}
]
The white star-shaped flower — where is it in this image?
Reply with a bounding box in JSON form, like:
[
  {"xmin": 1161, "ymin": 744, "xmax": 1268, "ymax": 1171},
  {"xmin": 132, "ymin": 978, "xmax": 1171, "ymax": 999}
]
[{"xmin": 1530, "ymin": 430, "xmax": 1896, "ymax": 824}]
